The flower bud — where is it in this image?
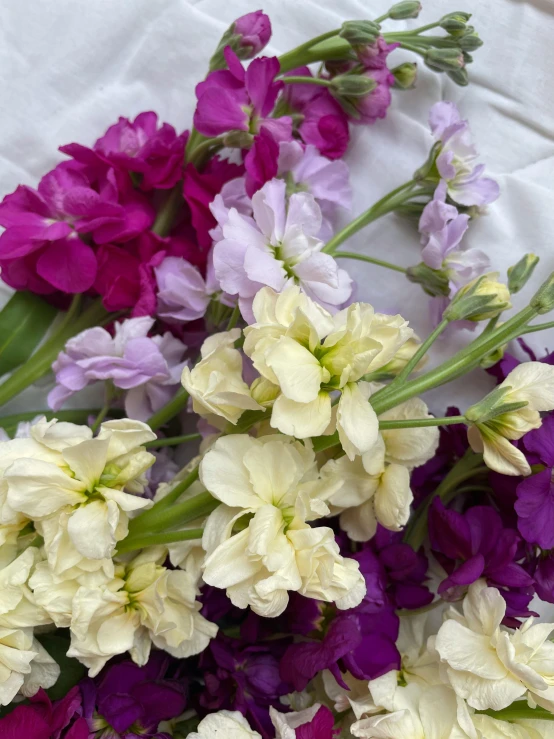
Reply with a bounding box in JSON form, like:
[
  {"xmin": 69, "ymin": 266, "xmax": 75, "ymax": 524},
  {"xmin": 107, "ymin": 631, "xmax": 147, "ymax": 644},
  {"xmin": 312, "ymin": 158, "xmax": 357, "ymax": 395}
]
[
  {"xmin": 444, "ymin": 272, "xmax": 511, "ymax": 322},
  {"xmin": 459, "ymin": 30, "xmax": 483, "ymax": 52},
  {"xmin": 447, "ymin": 68, "xmax": 470, "ymax": 87},
  {"xmin": 425, "ymin": 48, "xmax": 465, "ymax": 72},
  {"xmin": 222, "ymin": 130, "xmax": 254, "ymax": 149},
  {"xmin": 530, "ymin": 272, "xmax": 554, "ymax": 315},
  {"xmin": 406, "ymin": 263, "xmax": 450, "ymax": 297},
  {"xmin": 339, "ymin": 20, "xmax": 381, "ymax": 47},
  {"xmin": 441, "ymin": 11, "xmax": 472, "ymax": 23},
  {"xmin": 440, "ymin": 17, "xmax": 468, "ymax": 35},
  {"xmin": 331, "ymin": 74, "xmax": 377, "ymax": 98},
  {"xmin": 388, "ymin": 1, "xmax": 422, "ymax": 20},
  {"xmin": 507, "ymin": 253, "xmax": 539, "ymax": 294},
  {"xmin": 250, "ymin": 378, "xmax": 280, "ymax": 406},
  {"xmin": 391, "ymin": 62, "xmax": 418, "ymax": 90},
  {"xmin": 209, "ymin": 11, "xmax": 271, "ymax": 71}
]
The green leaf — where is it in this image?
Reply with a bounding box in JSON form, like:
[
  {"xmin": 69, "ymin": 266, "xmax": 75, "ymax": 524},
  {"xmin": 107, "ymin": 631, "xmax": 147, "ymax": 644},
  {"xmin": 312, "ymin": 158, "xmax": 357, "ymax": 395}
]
[
  {"xmin": 0, "ymin": 292, "xmax": 58, "ymax": 377},
  {"xmin": 37, "ymin": 631, "xmax": 86, "ymax": 701}
]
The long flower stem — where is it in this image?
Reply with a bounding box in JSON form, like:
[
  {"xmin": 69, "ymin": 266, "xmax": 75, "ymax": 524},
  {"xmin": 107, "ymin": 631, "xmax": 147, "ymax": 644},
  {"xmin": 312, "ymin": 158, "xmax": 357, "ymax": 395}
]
[
  {"xmin": 277, "ymin": 30, "xmax": 341, "ymax": 73},
  {"xmin": 144, "ymin": 433, "xmax": 202, "ymax": 449},
  {"xmin": 147, "ymin": 388, "xmax": 189, "ymax": 430},
  {"xmin": 0, "ymin": 299, "xmax": 110, "ymax": 411},
  {"xmin": 334, "ymin": 251, "xmax": 407, "ymax": 273},
  {"xmin": 521, "ymin": 320, "xmax": 554, "ymax": 335},
  {"xmin": 379, "ymin": 415, "xmax": 466, "ymax": 430},
  {"xmin": 282, "ymin": 76, "xmax": 333, "ymax": 87},
  {"xmin": 322, "ymin": 180, "xmax": 420, "ymax": 254},
  {"xmin": 152, "ymin": 185, "xmax": 184, "ymax": 237},
  {"xmin": 392, "ymin": 319, "xmax": 449, "ymax": 385},
  {"xmin": 129, "ymin": 491, "xmax": 218, "ymax": 538},
  {"xmin": 131, "ymin": 466, "xmax": 200, "ymax": 534},
  {"xmin": 116, "ymin": 528, "xmax": 204, "ymax": 554}
]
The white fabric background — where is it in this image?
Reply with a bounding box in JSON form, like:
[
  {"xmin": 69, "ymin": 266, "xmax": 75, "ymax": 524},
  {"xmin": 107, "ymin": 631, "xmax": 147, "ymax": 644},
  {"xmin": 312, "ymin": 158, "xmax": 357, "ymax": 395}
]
[{"xmin": 0, "ymin": 0, "xmax": 553, "ymax": 417}]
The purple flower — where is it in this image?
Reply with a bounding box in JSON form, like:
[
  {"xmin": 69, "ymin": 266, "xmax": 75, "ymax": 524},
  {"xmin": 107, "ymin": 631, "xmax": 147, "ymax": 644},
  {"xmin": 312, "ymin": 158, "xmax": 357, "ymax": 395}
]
[
  {"xmin": 515, "ymin": 414, "xmax": 554, "ymax": 549},
  {"xmin": 233, "ymin": 11, "xmax": 272, "ymax": 57},
  {"xmin": 428, "ymin": 498, "xmax": 535, "ymax": 620},
  {"xmin": 350, "ymin": 67, "xmax": 396, "ymax": 125},
  {"xmin": 295, "ymin": 705, "xmax": 337, "ymax": 739},
  {"xmin": 420, "ymin": 181, "xmax": 470, "ymax": 269},
  {"xmin": 48, "ymin": 316, "xmax": 187, "ymax": 421},
  {"xmin": 357, "ymin": 36, "xmax": 399, "ymax": 70},
  {"xmin": 282, "ymin": 68, "xmax": 350, "ymax": 159},
  {"xmin": 199, "ymin": 635, "xmax": 290, "ymax": 738},
  {"xmin": 0, "ymin": 687, "xmax": 87, "ymax": 739},
  {"xmin": 194, "ymin": 49, "xmax": 291, "ymax": 141},
  {"xmin": 0, "ymin": 159, "xmax": 154, "ymax": 295},
  {"xmin": 429, "ymin": 101, "xmax": 500, "ymax": 207},
  {"xmin": 88, "ymin": 653, "xmax": 187, "ymax": 738},
  {"xmin": 155, "ymin": 252, "xmax": 223, "ymax": 323},
  {"xmin": 534, "ymin": 555, "xmax": 554, "ymax": 604},
  {"xmin": 212, "ymin": 178, "xmax": 352, "ymax": 321},
  {"xmin": 209, "ymin": 178, "xmax": 252, "ymax": 242},
  {"xmin": 91, "ymin": 112, "xmax": 187, "ymax": 190}
]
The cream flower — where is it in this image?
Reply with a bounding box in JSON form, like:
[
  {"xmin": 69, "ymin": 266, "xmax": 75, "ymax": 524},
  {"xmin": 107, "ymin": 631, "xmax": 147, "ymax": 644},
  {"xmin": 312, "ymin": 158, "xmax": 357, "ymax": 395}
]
[
  {"xmin": 5, "ymin": 419, "xmax": 156, "ymax": 561},
  {"xmin": 434, "ymin": 581, "xmax": 554, "ymax": 712},
  {"xmin": 466, "ymin": 362, "xmax": 554, "ymax": 476},
  {"xmin": 0, "ymin": 627, "xmax": 59, "ymax": 705},
  {"xmin": 243, "ymin": 287, "xmax": 412, "ymax": 455},
  {"xmin": 181, "ymin": 329, "xmax": 263, "ymax": 427},
  {"xmin": 200, "ymin": 434, "xmax": 365, "ymax": 617},
  {"xmin": 66, "ymin": 547, "xmax": 217, "ymax": 676},
  {"xmin": 322, "ymin": 396, "xmax": 438, "ymax": 541},
  {"xmin": 189, "ymin": 710, "xmax": 261, "ymax": 739},
  {"xmin": 472, "ymin": 714, "xmax": 554, "ymax": 739}
]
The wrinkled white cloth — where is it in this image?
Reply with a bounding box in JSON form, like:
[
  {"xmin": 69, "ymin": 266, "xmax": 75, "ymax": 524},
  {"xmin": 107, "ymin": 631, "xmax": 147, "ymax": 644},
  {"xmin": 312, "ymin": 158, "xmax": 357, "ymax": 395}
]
[{"xmin": 0, "ymin": 0, "xmax": 553, "ymax": 415}]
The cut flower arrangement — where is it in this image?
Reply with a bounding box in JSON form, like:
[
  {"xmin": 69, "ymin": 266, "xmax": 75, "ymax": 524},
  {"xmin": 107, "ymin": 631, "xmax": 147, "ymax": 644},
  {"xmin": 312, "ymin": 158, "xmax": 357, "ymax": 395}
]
[{"xmin": 1, "ymin": 4, "xmax": 554, "ymax": 738}]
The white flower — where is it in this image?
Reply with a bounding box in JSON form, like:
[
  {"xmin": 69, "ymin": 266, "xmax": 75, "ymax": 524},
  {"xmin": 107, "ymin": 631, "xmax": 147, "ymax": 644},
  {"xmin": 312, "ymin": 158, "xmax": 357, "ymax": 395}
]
[
  {"xmin": 5, "ymin": 418, "xmax": 156, "ymax": 561},
  {"xmin": 200, "ymin": 434, "xmax": 365, "ymax": 617},
  {"xmin": 182, "ymin": 329, "xmax": 263, "ymax": 427},
  {"xmin": 66, "ymin": 547, "xmax": 217, "ymax": 676},
  {"xmin": 466, "ymin": 362, "xmax": 554, "ymax": 476},
  {"xmin": 322, "ymin": 396, "xmax": 438, "ymax": 540},
  {"xmin": 472, "ymin": 714, "xmax": 554, "ymax": 739},
  {"xmin": 434, "ymin": 581, "xmax": 554, "ymax": 712},
  {"xmin": 243, "ymin": 287, "xmax": 412, "ymax": 453},
  {"xmin": 188, "ymin": 710, "xmax": 261, "ymax": 739},
  {"xmin": 0, "ymin": 628, "xmax": 57, "ymax": 705}
]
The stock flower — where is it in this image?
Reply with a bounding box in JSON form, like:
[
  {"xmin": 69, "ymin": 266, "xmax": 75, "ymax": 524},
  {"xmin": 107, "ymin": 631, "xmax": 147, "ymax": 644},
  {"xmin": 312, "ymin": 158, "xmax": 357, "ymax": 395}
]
[
  {"xmin": 270, "ymin": 704, "xmax": 337, "ymax": 739},
  {"xmin": 435, "ymin": 580, "xmax": 554, "ymax": 711},
  {"xmin": 323, "ymin": 395, "xmax": 438, "ymax": 540},
  {"xmin": 466, "ymin": 362, "xmax": 554, "ymax": 476},
  {"xmin": 0, "ymin": 687, "xmax": 87, "ymax": 738},
  {"xmin": 4, "ymin": 418, "xmax": 156, "ymax": 561},
  {"xmin": 212, "ymin": 178, "xmax": 352, "ymax": 320},
  {"xmin": 182, "ymin": 329, "xmax": 263, "ymax": 426},
  {"xmin": 428, "ymin": 499, "xmax": 535, "ymax": 620},
  {"xmin": 155, "ymin": 253, "xmax": 222, "ymax": 323},
  {"xmin": 48, "ymin": 316, "xmax": 187, "ymax": 421},
  {"xmin": 65, "ymin": 547, "xmax": 217, "ymax": 676},
  {"xmin": 233, "ymin": 11, "xmax": 272, "ymax": 57},
  {"xmin": 194, "ymin": 49, "xmax": 291, "ymax": 142},
  {"xmin": 429, "ymin": 101, "xmax": 500, "ymax": 207},
  {"xmin": 200, "ymin": 434, "xmax": 365, "ymax": 617},
  {"xmin": 0, "ymin": 160, "xmax": 154, "ymax": 295},
  {"xmin": 244, "ymin": 287, "xmax": 412, "ymax": 450},
  {"xmin": 209, "ymin": 177, "xmax": 253, "ymax": 242},
  {"xmin": 282, "ymin": 68, "xmax": 350, "ymax": 159},
  {"xmin": 190, "ymin": 710, "xmax": 261, "ymax": 739},
  {"xmin": 74, "ymin": 111, "xmax": 187, "ymax": 190}
]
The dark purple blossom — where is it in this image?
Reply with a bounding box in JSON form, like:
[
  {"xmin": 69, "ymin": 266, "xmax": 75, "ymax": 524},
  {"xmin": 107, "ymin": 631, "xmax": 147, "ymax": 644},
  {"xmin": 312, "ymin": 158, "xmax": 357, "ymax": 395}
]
[
  {"xmin": 0, "ymin": 687, "xmax": 87, "ymax": 739},
  {"xmin": 296, "ymin": 705, "xmax": 337, "ymax": 739},
  {"xmin": 428, "ymin": 498, "xmax": 535, "ymax": 622}
]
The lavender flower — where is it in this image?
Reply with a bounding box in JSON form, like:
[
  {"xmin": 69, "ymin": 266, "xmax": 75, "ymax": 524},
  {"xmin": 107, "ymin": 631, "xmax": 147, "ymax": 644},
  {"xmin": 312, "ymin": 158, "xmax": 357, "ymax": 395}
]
[
  {"xmin": 48, "ymin": 316, "xmax": 187, "ymax": 421},
  {"xmin": 212, "ymin": 178, "xmax": 352, "ymax": 321},
  {"xmin": 429, "ymin": 101, "xmax": 499, "ymax": 207}
]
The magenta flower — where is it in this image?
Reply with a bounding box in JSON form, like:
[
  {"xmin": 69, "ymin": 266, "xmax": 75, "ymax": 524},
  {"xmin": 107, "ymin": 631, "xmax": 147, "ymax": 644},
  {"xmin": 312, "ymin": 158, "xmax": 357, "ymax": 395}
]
[
  {"xmin": 350, "ymin": 67, "xmax": 396, "ymax": 125},
  {"xmin": 295, "ymin": 706, "xmax": 337, "ymax": 739},
  {"xmin": 429, "ymin": 101, "xmax": 500, "ymax": 206},
  {"xmin": 48, "ymin": 316, "xmax": 187, "ymax": 421},
  {"xmin": 91, "ymin": 111, "xmax": 187, "ymax": 190},
  {"xmin": 0, "ymin": 159, "xmax": 154, "ymax": 295},
  {"xmin": 282, "ymin": 67, "xmax": 350, "ymax": 159},
  {"xmin": 233, "ymin": 10, "xmax": 272, "ymax": 57},
  {"xmin": 0, "ymin": 687, "xmax": 87, "ymax": 739},
  {"xmin": 194, "ymin": 48, "xmax": 291, "ymax": 140},
  {"xmin": 357, "ymin": 36, "xmax": 399, "ymax": 69}
]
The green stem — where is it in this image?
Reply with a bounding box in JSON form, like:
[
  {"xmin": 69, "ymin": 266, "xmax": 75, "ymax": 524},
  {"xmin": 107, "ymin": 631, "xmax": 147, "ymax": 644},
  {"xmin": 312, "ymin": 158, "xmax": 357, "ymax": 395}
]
[
  {"xmin": 282, "ymin": 75, "xmax": 333, "ymax": 88},
  {"xmin": 478, "ymin": 704, "xmax": 554, "ymax": 722},
  {"xmin": 322, "ymin": 180, "xmax": 419, "ymax": 254},
  {"xmin": 379, "ymin": 415, "xmax": 466, "ymax": 430},
  {"xmin": 277, "ymin": 30, "xmax": 341, "ymax": 73},
  {"xmin": 521, "ymin": 320, "xmax": 554, "ymax": 334},
  {"xmin": 152, "ymin": 185, "xmax": 184, "ymax": 237},
  {"xmin": 91, "ymin": 382, "xmax": 115, "ymax": 434},
  {"xmin": 147, "ymin": 387, "xmax": 190, "ymax": 430},
  {"xmin": 144, "ymin": 433, "xmax": 202, "ymax": 449},
  {"xmin": 130, "ymin": 491, "xmax": 218, "ymax": 537},
  {"xmin": 392, "ymin": 319, "xmax": 449, "ymax": 385},
  {"xmin": 0, "ymin": 299, "xmax": 110, "ymax": 411},
  {"xmin": 116, "ymin": 527, "xmax": 204, "ymax": 554},
  {"xmin": 334, "ymin": 251, "xmax": 407, "ymax": 274},
  {"xmin": 131, "ymin": 466, "xmax": 200, "ymax": 534},
  {"xmin": 226, "ymin": 304, "xmax": 241, "ymax": 331},
  {"xmin": 383, "ymin": 22, "xmax": 441, "ymax": 37},
  {"xmin": 188, "ymin": 137, "xmax": 224, "ymax": 170}
]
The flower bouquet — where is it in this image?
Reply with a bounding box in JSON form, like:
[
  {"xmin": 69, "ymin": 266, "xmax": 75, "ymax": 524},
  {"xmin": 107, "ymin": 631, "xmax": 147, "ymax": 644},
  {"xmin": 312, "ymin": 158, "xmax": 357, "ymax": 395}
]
[{"xmin": 0, "ymin": 3, "xmax": 553, "ymax": 738}]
